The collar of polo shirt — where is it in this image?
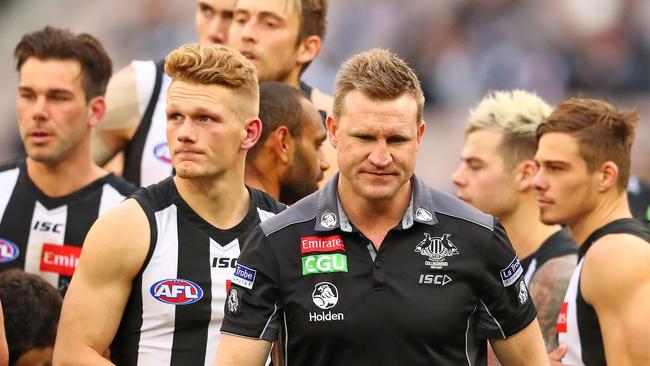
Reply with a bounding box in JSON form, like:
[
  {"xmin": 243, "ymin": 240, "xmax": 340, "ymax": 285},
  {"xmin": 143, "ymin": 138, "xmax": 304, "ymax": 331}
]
[{"xmin": 314, "ymin": 173, "xmax": 438, "ymax": 232}]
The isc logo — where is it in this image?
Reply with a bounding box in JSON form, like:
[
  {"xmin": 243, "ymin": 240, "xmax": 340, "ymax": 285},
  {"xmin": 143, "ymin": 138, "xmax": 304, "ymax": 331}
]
[
  {"xmin": 0, "ymin": 239, "xmax": 19, "ymax": 263},
  {"xmin": 33, "ymin": 221, "xmax": 64, "ymax": 233},
  {"xmin": 150, "ymin": 278, "xmax": 203, "ymax": 305}
]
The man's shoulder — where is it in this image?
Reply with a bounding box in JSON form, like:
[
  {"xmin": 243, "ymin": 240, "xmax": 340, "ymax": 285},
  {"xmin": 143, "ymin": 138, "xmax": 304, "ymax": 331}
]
[
  {"xmin": 259, "ymin": 191, "xmax": 318, "ymax": 236},
  {"xmin": 102, "ymin": 173, "xmax": 139, "ymax": 196},
  {"xmin": 426, "ymin": 185, "xmax": 494, "ymax": 231},
  {"xmin": 0, "ymin": 158, "xmax": 23, "ymax": 174},
  {"xmin": 249, "ymin": 187, "xmax": 287, "ymax": 216}
]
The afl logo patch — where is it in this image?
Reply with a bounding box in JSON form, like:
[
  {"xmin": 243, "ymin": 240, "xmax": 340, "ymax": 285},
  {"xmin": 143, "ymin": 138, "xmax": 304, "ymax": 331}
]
[
  {"xmin": 150, "ymin": 278, "xmax": 203, "ymax": 305},
  {"xmin": 153, "ymin": 142, "xmax": 172, "ymax": 164},
  {"xmin": 0, "ymin": 239, "xmax": 19, "ymax": 263}
]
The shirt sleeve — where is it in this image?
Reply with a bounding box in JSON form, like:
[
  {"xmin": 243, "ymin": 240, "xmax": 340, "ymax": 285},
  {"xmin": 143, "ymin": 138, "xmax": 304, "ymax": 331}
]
[
  {"xmin": 474, "ymin": 219, "xmax": 537, "ymax": 339},
  {"xmin": 220, "ymin": 225, "xmax": 282, "ymax": 341}
]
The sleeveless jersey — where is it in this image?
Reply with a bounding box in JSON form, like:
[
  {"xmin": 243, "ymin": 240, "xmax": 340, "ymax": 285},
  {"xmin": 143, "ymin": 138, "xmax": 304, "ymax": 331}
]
[
  {"xmin": 0, "ymin": 158, "xmax": 136, "ymax": 294},
  {"xmin": 122, "ymin": 59, "xmax": 173, "ymax": 187},
  {"xmin": 110, "ymin": 177, "xmax": 285, "ymax": 366},
  {"xmin": 521, "ymin": 228, "xmax": 576, "ymax": 284},
  {"xmin": 557, "ymin": 218, "xmax": 650, "ymax": 365}
]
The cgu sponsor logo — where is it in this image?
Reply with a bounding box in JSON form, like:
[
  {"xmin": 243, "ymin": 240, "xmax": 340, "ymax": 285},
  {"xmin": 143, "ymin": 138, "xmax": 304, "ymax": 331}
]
[
  {"xmin": 40, "ymin": 244, "xmax": 81, "ymax": 276},
  {"xmin": 418, "ymin": 274, "xmax": 452, "ymax": 286},
  {"xmin": 153, "ymin": 142, "xmax": 172, "ymax": 164},
  {"xmin": 300, "ymin": 235, "xmax": 345, "ymax": 254},
  {"xmin": 0, "ymin": 239, "xmax": 19, "ymax": 263},
  {"xmin": 150, "ymin": 278, "xmax": 203, "ymax": 305},
  {"xmin": 302, "ymin": 254, "xmax": 348, "ymax": 275}
]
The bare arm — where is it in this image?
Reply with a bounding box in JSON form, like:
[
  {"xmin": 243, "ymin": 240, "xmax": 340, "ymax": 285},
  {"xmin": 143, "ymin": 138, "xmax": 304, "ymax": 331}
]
[
  {"xmin": 581, "ymin": 234, "xmax": 650, "ymax": 365},
  {"xmin": 490, "ymin": 318, "xmax": 550, "ymax": 366},
  {"xmin": 213, "ymin": 334, "xmax": 272, "ymax": 366},
  {"xmin": 53, "ymin": 199, "xmax": 150, "ymax": 365},
  {"xmin": 527, "ymin": 254, "xmax": 577, "ymax": 350},
  {"xmin": 92, "ymin": 65, "xmax": 140, "ymax": 166},
  {"xmin": 0, "ymin": 302, "xmax": 7, "ymax": 366}
]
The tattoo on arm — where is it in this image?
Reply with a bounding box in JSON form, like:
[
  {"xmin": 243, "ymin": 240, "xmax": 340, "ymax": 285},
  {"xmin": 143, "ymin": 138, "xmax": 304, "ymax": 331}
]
[{"xmin": 527, "ymin": 254, "xmax": 577, "ymax": 351}]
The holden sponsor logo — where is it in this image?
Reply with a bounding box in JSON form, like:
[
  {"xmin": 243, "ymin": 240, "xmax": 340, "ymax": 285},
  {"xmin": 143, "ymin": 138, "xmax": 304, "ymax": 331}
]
[
  {"xmin": 300, "ymin": 235, "xmax": 345, "ymax": 254},
  {"xmin": 415, "ymin": 208, "xmax": 433, "ymax": 222},
  {"xmin": 320, "ymin": 212, "xmax": 337, "ymax": 229},
  {"xmin": 232, "ymin": 264, "xmax": 256, "ymax": 289},
  {"xmin": 40, "ymin": 243, "xmax": 81, "ymax": 276},
  {"xmin": 500, "ymin": 257, "xmax": 523, "ymax": 287},
  {"xmin": 415, "ymin": 233, "xmax": 459, "ymax": 269},
  {"xmin": 0, "ymin": 239, "xmax": 19, "ymax": 263},
  {"xmin": 309, "ymin": 282, "xmax": 344, "ymax": 322},
  {"xmin": 153, "ymin": 142, "xmax": 172, "ymax": 164},
  {"xmin": 227, "ymin": 287, "xmax": 241, "ymax": 316},
  {"xmin": 418, "ymin": 273, "xmax": 452, "ymax": 286},
  {"xmin": 301, "ymin": 253, "xmax": 348, "ymax": 275},
  {"xmin": 150, "ymin": 278, "xmax": 203, "ymax": 305}
]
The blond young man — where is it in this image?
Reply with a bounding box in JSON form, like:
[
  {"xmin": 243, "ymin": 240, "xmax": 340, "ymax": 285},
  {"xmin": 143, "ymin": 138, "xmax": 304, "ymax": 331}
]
[
  {"xmin": 452, "ymin": 90, "xmax": 577, "ymax": 351},
  {"xmin": 215, "ymin": 49, "xmax": 549, "ymax": 366},
  {"xmin": 533, "ymin": 98, "xmax": 650, "ymax": 365},
  {"xmin": 54, "ymin": 44, "xmax": 285, "ymax": 366}
]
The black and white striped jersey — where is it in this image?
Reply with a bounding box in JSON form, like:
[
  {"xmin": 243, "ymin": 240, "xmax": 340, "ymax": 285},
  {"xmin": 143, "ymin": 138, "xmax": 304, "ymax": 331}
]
[
  {"xmin": 110, "ymin": 177, "xmax": 285, "ymax": 366},
  {"xmin": 0, "ymin": 158, "xmax": 136, "ymax": 294},
  {"xmin": 557, "ymin": 218, "xmax": 650, "ymax": 365},
  {"xmin": 122, "ymin": 60, "xmax": 173, "ymax": 187},
  {"xmin": 520, "ymin": 228, "xmax": 576, "ymax": 284}
]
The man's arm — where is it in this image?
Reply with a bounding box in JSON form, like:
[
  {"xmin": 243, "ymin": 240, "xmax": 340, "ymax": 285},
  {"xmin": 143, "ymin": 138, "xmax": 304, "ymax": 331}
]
[
  {"xmin": 527, "ymin": 254, "xmax": 577, "ymax": 350},
  {"xmin": 581, "ymin": 234, "xmax": 650, "ymax": 365},
  {"xmin": 490, "ymin": 319, "xmax": 550, "ymax": 366},
  {"xmin": 92, "ymin": 65, "xmax": 141, "ymax": 166},
  {"xmin": 53, "ymin": 199, "xmax": 150, "ymax": 365},
  {"xmin": 213, "ymin": 334, "xmax": 271, "ymax": 366}
]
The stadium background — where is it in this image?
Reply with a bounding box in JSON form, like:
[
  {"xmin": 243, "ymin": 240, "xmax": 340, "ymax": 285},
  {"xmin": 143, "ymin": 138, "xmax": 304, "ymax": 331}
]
[{"xmin": 1, "ymin": 0, "xmax": 649, "ymax": 192}]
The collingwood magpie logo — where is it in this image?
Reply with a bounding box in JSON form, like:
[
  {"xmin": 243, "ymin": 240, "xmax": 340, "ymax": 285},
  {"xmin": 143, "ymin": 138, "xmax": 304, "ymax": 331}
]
[{"xmin": 415, "ymin": 233, "xmax": 459, "ymax": 269}]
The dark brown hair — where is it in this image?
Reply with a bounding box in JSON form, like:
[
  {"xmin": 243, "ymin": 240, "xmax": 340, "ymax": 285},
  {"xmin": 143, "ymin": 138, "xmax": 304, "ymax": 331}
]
[
  {"xmin": 295, "ymin": 0, "xmax": 328, "ymax": 73},
  {"xmin": 14, "ymin": 26, "xmax": 112, "ymax": 101},
  {"xmin": 537, "ymin": 97, "xmax": 639, "ymax": 191}
]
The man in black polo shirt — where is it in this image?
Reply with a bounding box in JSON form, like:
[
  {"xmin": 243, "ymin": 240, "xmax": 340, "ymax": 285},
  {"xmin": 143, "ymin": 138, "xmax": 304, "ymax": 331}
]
[{"xmin": 216, "ymin": 49, "xmax": 548, "ymax": 366}]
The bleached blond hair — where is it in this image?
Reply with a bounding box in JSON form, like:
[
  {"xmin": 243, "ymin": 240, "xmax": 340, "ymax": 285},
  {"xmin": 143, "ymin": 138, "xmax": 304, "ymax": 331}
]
[
  {"xmin": 465, "ymin": 90, "xmax": 552, "ymax": 170},
  {"xmin": 165, "ymin": 43, "xmax": 259, "ymax": 119}
]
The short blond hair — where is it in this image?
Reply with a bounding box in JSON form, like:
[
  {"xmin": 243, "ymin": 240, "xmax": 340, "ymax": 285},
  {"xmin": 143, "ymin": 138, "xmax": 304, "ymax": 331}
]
[
  {"xmin": 465, "ymin": 90, "xmax": 552, "ymax": 170},
  {"xmin": 332, "ymin": 48, "xmax": 424, "ymax": 123},
  {"xmin": 165, "ymin": 43, "xmax": 259, "ymax": 119}
]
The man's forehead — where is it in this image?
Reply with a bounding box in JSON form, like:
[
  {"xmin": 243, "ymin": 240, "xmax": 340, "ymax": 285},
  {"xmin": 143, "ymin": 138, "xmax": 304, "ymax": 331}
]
[
  {"xmin": 235, "ymin": 0, "xmax": 297, "ymax": 16},
  {"xmin": 19, "ymin": 58, "xmax": 84, "ymax": 91}
]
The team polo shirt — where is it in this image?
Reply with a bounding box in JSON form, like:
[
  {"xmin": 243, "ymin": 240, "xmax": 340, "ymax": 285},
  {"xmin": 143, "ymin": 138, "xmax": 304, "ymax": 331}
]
[{"xmin": 221, "ymin": 174, "xmax": 537, "ymax": 366}]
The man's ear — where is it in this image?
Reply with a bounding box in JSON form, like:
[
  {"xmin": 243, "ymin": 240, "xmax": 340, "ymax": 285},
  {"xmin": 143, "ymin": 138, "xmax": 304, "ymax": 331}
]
[
  {"xmin": 87, "ymin": 96, "xmax": 106, "ymax": 128},
  {"xmin": 515, "ymin": 160, "xmax": 538, "ymax": 191},
  {"xmin": 598, "ymin": 161, "xmax": 619, "ymax": 192},
  {"xmin": 297, "ymin": 35, "xmax": 321, "ymax": 65},
  {"xmin": 270, "ymin": 125, "xmax": 293, "ymax": 163},
  {"xmin": 241, "ymin": 117, "xmax": 262, "ymax": 150},
  {"xmin": 326, "ymin": 116, "xmax": 338, "ymax": 149},
  {"xmin": 415, "ymin": 121, "xmax": 426, "ymax": 150}
]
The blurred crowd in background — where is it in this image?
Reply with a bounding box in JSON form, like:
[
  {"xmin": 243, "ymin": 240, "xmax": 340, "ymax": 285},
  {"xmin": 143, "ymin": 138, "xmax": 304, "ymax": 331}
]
[{"xmin": 1, "ymin": 0, "xmax": 649, "ymax": 192}]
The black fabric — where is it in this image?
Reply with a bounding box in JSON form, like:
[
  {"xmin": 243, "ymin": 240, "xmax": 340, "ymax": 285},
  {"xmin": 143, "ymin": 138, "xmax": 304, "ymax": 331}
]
[
  {"xmin": 123, "ymin": 59, "xmax": 165, "ymax": 186},
  {"xmin": 520, "ymin": 228, "xmax": 576, "ymax": 276},
  {"xmin": 576, "ymin": 218, "xmax": 650, "ymax": 366}
]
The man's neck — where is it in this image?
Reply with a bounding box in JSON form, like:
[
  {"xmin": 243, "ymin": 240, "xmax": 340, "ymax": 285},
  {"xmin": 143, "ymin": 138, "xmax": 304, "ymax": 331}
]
[
  {"xmin": 338, "ymin": 178, "xmax": 412, "ymax": 249},
  {"xmin": 26, "ymin": 155, "xmax": 105, "ymax": 197},
  {"xmin": 244, "ymin": 161, "xmax": 280, "ymax": 200},
  {"xmin": 501, "ymin": 197, "xmax": 561, "ymax": 259},
  {"xmin": 174, "ymin": 170, "xmax": 250, "ymax": 230},
  {"xmin": 567, "ymin": 193, "xmax": 632, "ymax": 246}
]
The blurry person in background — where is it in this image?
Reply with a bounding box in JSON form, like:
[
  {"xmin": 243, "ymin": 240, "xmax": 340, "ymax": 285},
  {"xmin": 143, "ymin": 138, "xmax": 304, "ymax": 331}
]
[
  {"xmin": 245, "ymin": 81, "xmax": 329, "ymax": 204},
  {"xmin": 0, "ymin": 269, "xmax": 62, "ymax": 366},
  {"xmin": 0, "ymin": 26, "xmax": 135, "ymax": 294},
  {"xmin": 452, "ymin": 90, "xmax": 577, "ymax": 351},
  {"xmin": 92, "ymin": 0, "xmax": 236, "ymax": 186},
  {"xmin": 534, "ymin": 98, "xmax": 650, "ymax": 365}
]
